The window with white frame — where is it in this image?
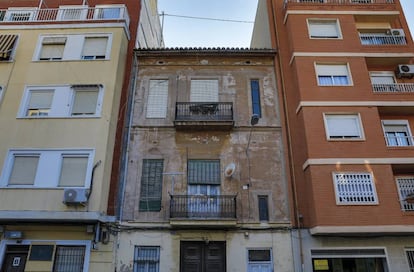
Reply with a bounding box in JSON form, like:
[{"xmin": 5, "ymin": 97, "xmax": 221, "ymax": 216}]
[
  {"xmin": 39, "ymin": 37, "xmax": 66, "ymax": 61},
  {"xmin": 81, "ymin": 36, "xmax": 108, "ymax": 60},
  {"xmin": 146, "ymin": 79, "xmax": 169, "ymax": 118},
  {"xmin": 133, "ymin": 246, "xmax": 160, "ymax": 272},
  {"xmin": 405, "ymin": 248, "xmax": 414, "ymax": 271},
  {"xmin": 57, "ymin": 5, "xmax": 88, "ymax": 21},
  {"xmin": 0, "ymin": 240, "xmax": 91, "ymax": 272},
  {"xmin": 308, "ymin": 19, "xmax": 341, "ymax": 39},
  {"xmin": 36, "ymin": 34, "xmax": 111, "ymax": 61},
  {"xmin": 316, "ymin": 63, "xmax": 351, "ymax": 86},
  {"xmin": 94, "ymin": 5, "xmax": 124, "ymax": 19},
  {"xmin": 19, "ymin": 84, "xmax": 103, "ymax": 118},
  {"xmin": 370, "ymin": 72, "xmax": 396, "ymax": 92},
  {"xmin": 247, "ymin": 249, "xmax": 273, "ymax": 272},
  {"xmin": 382, "ymin": 120, "xmax": 413, "ymax": 146},
  {"xmin": 0, "ymin": 149, "xmax": 94, "ymax": 188},
  {"xmin": 333, "ymin": 172, "xmax": 378, "ymax": 205},
  {"xmin": 396, "ymin": 177, "xmax": 414, "ymax": 211},
  {"xmin": 311, "ymin": 248, "xmax": 388, "ymax": 272},
  {"xmin": 324, "ymin": 114, "xmax": 364, "ymax": 140}
]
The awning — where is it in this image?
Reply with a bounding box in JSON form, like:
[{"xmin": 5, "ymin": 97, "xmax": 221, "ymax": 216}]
[{"xmin": 0, "ymin": 34, "xmax": 17, "ymax": 59}]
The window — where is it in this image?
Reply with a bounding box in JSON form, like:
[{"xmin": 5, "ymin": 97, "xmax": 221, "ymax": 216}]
[
  {"xmin": 324, "ymin": 114, "xmax": 364, "ymax": 140},
  {"xmin": 248, "ymin": 249, "xmax": 273, "ymax": 272},
  {"xmin": 19, "ymin": 85, "xmax": 103, "ymax": 118},
  {"xmin": 188, "ymin": 160, "xmax": 221, "ymax": 185},
  {"xmin": 53, "ymin": 246, "xmax": 85, "ymax": 272},
  {"xmin": 0, "ymin": 86, "xmax": 3, "ymax": 105},
  {"xmin": 370, "ymin": 72, "xmax": 396, "ymax": 92},
  {"xmin": 311, "ymin": 248, "xmax": 388, "ymax": 272},
  {"xmin": 57, "ymin": 5, "xmax": 87, "ymax": 21},
  {"xmin": 81, "ymin": 37, "xmax": 108, "ymax": 60},
  {"xmin": 36, "ymin": 34, "xmax": 111, "ymax": 61},
  {"xmin": 26, "ymin": 90, "xmax": 54, "ymax": 116},
  {"xmin": 308, "ymin": 19, "xmax": 341, "ymax": 39},
  {"xmin": 0, "ymin": 34, "xmax": 18, "ymax": 61},
  {"xmin": 406, "ymin": 249, "xmax": 414, "ymax": 272},
  {"xmin": 5, "ymin": 8, "xmax": 36, "ymax": 22},
  {"xmin": 94, "ymin": 5, "xmax": 124, "ymax": 19},
  {"xmin": 39, "ymin": 37, "xmax": 66, "ymax": 61},
  {"xmin": 190, "ymin": 79, "xmax": 219, "ymax": 102},
  {"xmin": 146, "ymin": 80, "xmax": 169, "ymax": 118},
  {"xmin": 382, "ymin": 120, "xmax": 413, "ymax": 146},
  {"xmin": 139, "ymin": 159, "xmax": 164, "ymax": 211},
  {"xmin": 316, "ymin": 64, "xmax": 351, "ymax": 86},
  {"xmin": 0, "ymin": 149, "xmax": 94, "ymax": 188},
  {"xmin": 134, "ymin": 246, "xmax": 160, "ymax": 272},
  {"xmin": 251, "ymin": 80, "xmax": 262, "ymax": 118},
  {"xmin": 396, "ymin": 177, "xmax": 414, "ymax": 211},
  {"xmin": 258, "ymin": 196, "xmax": 269, "ymax": 221},
  {"xmin": 333, "ymin": 172, "xmax": 378, "ymax": 205}
]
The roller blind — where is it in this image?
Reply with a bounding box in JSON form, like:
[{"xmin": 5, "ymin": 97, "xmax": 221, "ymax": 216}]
[
  {"xmin": 82, "ymin": 37, "xmax": 108, "ymax": 58},
  {"xmin": 309, "ymin": 20, "xmax": 339, "ymax": 38},
  {"xmin": 71, "ymin": 86, "xmax": 99, "ymax": 115},
  {"xmin": 58, "ymin": 156, "xmax": 88, "ymax": 187},
  {"xmin": 28, "ymin": 90, "xmax": 54, "ymax": 109},
  {"xmin": 188, "ymin": 160, "xmax": 221, "ymax": 185},
  {"xmin": 9, "ymin": 156, "xmax": 39, "ymax": 185},
  {"xmin": 190, "ymin": 79, "xmax": 219, "ymax": 102},
  {"xmin": 146, "ymin": 80, "xmax": 169, "ymax": 118},
  {"xmin": 326, "ymin": 115, "xmax": 361, "ymax": 138},
  {"xmin": 316, "ymin": 64, "xmax": 348, "ymax": 76}
]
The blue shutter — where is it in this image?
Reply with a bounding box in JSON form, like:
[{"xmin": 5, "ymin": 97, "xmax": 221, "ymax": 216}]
[{"xmin": 250, "ymin": 80, "xmax": 261, "ymax": 117}]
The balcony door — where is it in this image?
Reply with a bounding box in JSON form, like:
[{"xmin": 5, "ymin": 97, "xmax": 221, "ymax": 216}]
[
  {"xmin": 188, "ymin": 184, "xmax": 220, "ymax": 217},
  {"xmin": 180, "ymin": 241, "xmax": 226, "ymax": 272}
]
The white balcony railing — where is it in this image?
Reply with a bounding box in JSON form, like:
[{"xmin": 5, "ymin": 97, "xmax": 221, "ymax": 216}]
[
  {"xmin": 372, "ymin": 83, "xmax": 414, "ymax": 93},
  {"xmin": 0, "ymin": 6, "xmax": 130, "ymax": 27},
  {"xmin": 360, "ymin": 33, "xmax": 407, "ymax": 45}
]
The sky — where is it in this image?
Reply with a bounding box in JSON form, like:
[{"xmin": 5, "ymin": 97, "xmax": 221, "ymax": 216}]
[{"xmin": 158, "ymin": 0, "xmax": 414, "ymax": 48}]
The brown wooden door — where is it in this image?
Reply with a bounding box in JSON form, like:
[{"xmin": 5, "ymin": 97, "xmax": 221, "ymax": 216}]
[
  {"xmin": 180, "ymin": 241, "xmax": 225, "ymax": 272},
  {"xmin": 1, "ymin": 245, "xmax": 29, "ymax": 272}
]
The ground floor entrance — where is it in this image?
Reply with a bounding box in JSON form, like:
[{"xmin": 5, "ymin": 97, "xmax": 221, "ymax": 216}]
[{"xmin": 180, "ymin": 241, "xmax": 226, "ymax": 272}]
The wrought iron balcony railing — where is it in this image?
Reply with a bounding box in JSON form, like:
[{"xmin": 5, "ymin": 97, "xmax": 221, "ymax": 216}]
[
  {"xmin": 372, "ymin": 83, "xmax": 414, "ymax": 93},
  {"xmin": 359, "ymin": 33, "xmax": 407, "ymax": 45},
  {"xmin": 284, "ymin": 0, "xmax": 394, "ymax": 4},
  {"xmin": 175, "ymin": 102, "xmax": 233, "ymax": 122},
  {"xmin": 169, "ymin": 195, "xmax": 237, "ymax": 219},
  {"xmin": 0, "ymin": 6, "xmax": 130, "ymax": 27}
]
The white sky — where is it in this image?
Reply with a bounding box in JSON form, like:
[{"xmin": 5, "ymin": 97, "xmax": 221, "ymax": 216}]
[{"xmin": 158, "ymin": 0, "xmax": 414, "ymax": 48}]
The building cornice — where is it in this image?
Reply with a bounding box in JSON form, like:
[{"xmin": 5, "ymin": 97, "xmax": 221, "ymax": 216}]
[
  {"xmin": 303, "ymin": 157, "xmax": 414, "ymax": 170},
  {"xmin": 310, "ymin": 225, "xmax": 414, "ymax": 236},
  {"xmin": 134, "ymin": 48, "xmax": 277, "ymax": 57},
  {"xmin": 0, "ymin": 211, "xmax": 116, "ymax": 223},
  {"xmin": 296, "ymin": 101, "xmax": 414, "ymax": 114}
]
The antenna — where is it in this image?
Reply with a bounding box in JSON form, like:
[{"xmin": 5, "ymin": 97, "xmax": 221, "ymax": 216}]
[{"xmin": 224, "ymin": 163, "xmax": 236, "ymax": 178}]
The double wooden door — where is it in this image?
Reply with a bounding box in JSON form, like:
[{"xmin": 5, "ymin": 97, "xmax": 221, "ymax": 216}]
[{"xmin": 180, "ymin": 241, "xmax": 226, "ymax": 272}]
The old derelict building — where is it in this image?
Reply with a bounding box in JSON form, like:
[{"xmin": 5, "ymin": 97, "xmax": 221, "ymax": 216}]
[{"xmin": 116, "ymin": 48, "xmax": 294, "ymax": 272}]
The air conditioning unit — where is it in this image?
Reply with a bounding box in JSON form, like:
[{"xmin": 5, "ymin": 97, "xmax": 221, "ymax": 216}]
[
  {"xmin": 63, "ymin": 188, "xmax": 89, "ymax": 205},
  {"xmin": 396, "ymin": 64, "xmax": 414, "ymax": 78},
  {"xmin": 389, "ymin": 28, "xmax": 405, "ymax": 36}
]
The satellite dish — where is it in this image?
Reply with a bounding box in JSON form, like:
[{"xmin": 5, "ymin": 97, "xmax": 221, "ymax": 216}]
[{"xmin": 224, "ymin": 163, "xmax": 236, "ymax": 177}]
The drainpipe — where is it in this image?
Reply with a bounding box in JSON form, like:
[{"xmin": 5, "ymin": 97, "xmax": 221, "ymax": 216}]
[{"xmin": 268, "ymin": 0, "xmax": 304, "ymax": 271}]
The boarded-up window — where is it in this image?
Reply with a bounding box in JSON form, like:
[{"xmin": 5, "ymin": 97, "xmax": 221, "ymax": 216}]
[
  {"xmin": 190, "ymin": 79, "xmax": 219, "ymax": 102},
  {"xmin": 146, "ymin": 80, "xmax": 169, "ymax": 118}
]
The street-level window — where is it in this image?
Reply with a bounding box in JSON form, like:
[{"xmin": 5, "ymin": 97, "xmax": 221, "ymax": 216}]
[
  {"xmin": 53, "ymin": 246, "xmax": 85, "ymax": 272},
  {"xmin": 247, "ymin": 249, "xmax": 273, "ymax": 272},
  {"xmin": 134, "ymin": 246, "xmax": 160, "ymax": 272}
]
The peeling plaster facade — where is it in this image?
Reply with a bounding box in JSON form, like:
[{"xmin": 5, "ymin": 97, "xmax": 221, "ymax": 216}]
[{"xmin": 117, "ymin": 49, "xmax": 294, "ymax": 271}]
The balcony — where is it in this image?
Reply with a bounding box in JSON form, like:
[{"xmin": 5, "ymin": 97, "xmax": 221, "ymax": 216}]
[
  {"xmin": 169, "ymin": 195, "xmax": 237, "ymax": 227},
  {"xmin": 360, "ymin": 33, "xmax": 407, "ymax": 46},
  {"xmin": 372, "ymin": 83, "xmax": 414, "ymax": 93},
  {"xmin": 284, "ymin": 0, "xmax": 394, "ymax": 5},
  {"xmin": 0, "ymin": 6, "xmax": 130, "ymax": 27},
  {"xmin": 174, "ymin": 102, "xmax": 234, "ymax": 130}
]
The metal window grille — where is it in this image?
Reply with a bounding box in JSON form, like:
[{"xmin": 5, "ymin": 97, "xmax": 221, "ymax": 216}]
[
  {"xmin": 134, "ymin": 246, "xmax": 160, "ymax": 272},
  {"xmin": 53, "ymin": 246, "xmax": 85, "ymax": 272},
  {"xmin": 139, "ymin": 159, "xmax": 164, "ymax": 211},
  {"xmin": 396, "ymin": 177, "xmax": 414, "ymax": 211},
  {"xmin": 333, "ymin": 173, "xmax": 377, "ymax": 204},
  {"xmin": 406, "ymin": 249, "xmax": 414, "ymax": 272},
  {"xmin": 187, "ymin": 160, "xmax": 220, "ymax": 185}
]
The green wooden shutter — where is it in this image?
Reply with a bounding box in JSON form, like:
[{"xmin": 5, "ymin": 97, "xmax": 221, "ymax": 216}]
[
  {"xmin": 187, "ymin": 160, "xmax": 220, "ymax": 185},
  {"xmin": 139, "ymin": 159, "xmax": 164, "ymax": 211}
]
